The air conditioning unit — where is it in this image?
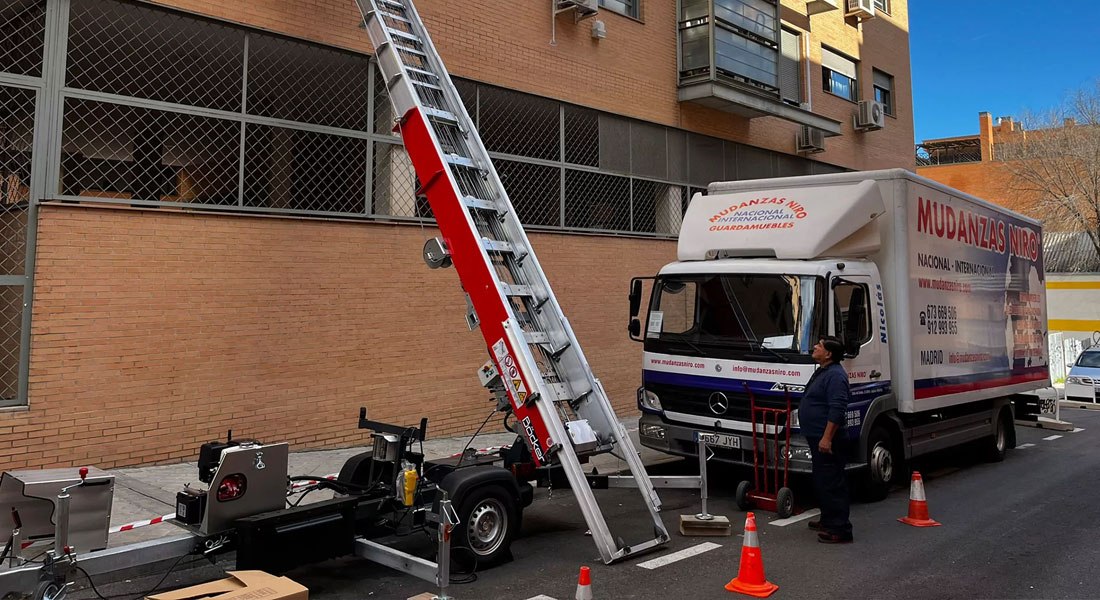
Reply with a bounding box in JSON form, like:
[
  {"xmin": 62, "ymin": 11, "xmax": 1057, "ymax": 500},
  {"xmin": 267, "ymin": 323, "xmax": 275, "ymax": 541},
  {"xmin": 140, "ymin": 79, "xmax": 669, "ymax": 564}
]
[
  {"xmin": 797, "ymin": 125, "xmax": 826, "ymax": 153},
  {"xmin": 845, "ymin": 0, "xmax": 876, "ymax": 18},
  {"xmin": 855, "ymin": 99, "xmax": 886, "ymax": 131},
  {"xmin": 555, "ymin": 0, "xmax": 598, "ymax": 20}
]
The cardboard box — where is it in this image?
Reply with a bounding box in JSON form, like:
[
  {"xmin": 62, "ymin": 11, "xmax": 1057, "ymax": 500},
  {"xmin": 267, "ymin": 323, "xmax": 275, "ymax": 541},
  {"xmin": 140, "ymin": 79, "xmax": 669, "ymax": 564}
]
[{"xmin": 147, "ymin": 570, "xmax": 307, "ymax": 600}]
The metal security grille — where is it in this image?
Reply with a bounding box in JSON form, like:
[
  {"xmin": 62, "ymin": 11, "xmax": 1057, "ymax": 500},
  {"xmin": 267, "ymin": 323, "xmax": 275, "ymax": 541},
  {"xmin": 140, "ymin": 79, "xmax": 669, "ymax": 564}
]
[
  {"xmin": 0, "ymin": 84, "xmax": 35, "ymax": 404},
  {"xmin": 0, "ymin": 0, "xmax": 845, "ymax": 405}
]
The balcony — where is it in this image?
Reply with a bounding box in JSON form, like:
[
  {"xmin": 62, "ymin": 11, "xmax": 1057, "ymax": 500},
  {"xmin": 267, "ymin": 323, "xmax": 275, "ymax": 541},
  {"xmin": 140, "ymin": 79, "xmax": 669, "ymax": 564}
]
[
  {"xmin": 677, "ymin": 0, "xmax": 842, "ymax": 136},
  {"xmin": 915, "ymin": 140, "xmax": 982, "ymax": 167}
]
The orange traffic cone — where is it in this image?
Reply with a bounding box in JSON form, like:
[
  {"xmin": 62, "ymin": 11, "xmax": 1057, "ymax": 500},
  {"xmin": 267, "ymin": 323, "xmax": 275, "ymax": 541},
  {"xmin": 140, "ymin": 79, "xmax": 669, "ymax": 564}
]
[
  {"xmin": 898, "ymin": 472, "xmax": 941, "ymax": 527},
  {"xmin": 575, "ymin": 566, "xmax": 593, "ymax": 600},
  {"xmin": 725, "ymin": 512, "xmax": 778, "ymax": 598}
]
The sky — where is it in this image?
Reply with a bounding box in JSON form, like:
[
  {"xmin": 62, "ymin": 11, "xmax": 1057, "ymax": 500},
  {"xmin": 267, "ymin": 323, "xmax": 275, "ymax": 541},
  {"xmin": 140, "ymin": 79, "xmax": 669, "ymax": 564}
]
[{"xmin": 909, "ymin": 1, "xmax": 1100, "ymax": 143}]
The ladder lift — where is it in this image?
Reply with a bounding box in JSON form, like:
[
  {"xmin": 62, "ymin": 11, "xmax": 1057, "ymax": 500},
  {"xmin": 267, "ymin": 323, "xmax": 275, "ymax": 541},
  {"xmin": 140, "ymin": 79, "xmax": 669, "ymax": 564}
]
[{"xmin": 355, "ymin": 0, "xmax": 670, "ymax": 563}]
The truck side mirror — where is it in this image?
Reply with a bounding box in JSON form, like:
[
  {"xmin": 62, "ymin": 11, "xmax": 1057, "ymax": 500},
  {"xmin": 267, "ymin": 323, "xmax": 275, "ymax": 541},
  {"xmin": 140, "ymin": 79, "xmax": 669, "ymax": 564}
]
[
  {"xmin": 629, "ymin": 279, "xmax": 643, "ymax": 318},
  {"xmin": 629, "ymin": 318, "xmax": 642, "ymax": 340}
]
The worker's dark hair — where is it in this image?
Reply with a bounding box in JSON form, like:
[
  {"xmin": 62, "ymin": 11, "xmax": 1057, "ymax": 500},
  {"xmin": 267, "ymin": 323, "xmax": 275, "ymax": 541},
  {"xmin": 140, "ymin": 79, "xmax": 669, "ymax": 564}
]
[{"xmin": 821, "ymin": 336, "xmax": 845, "ymax": 363}]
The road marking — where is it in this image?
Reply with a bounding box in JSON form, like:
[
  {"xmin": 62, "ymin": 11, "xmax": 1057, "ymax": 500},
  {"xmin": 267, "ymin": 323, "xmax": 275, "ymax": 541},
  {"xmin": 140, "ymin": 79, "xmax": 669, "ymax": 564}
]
[
  {"xmin": 526, "ymin": 596, "xmax": 558, "ymax": 600},
  {"xmin": 769, "ymin": 508, "xmax": 820, "ymax": 527},
  {"xmin": 1043, "ymin": 435, "xmax": 1063, "ymax": 441},
  {"xmin": 636, "ymin": 542, "xmax": 722, "ymax": 569},
  {"xmin": 1072, "ymin": 427, "xmax": 1085, "ymax": 433},
  {"xmin": 1017, "ymin": 443, "xmax": 1035, "ymax": 449}
]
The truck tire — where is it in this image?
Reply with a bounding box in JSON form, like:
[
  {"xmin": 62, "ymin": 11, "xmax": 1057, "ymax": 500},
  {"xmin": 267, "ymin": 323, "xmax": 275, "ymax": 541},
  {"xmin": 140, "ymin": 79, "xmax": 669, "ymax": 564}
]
[
  {"xmin": 984, "ymin": 409, "xmax": 1011, "ymax": 463},
  {"xmin": 453, "ymin": 484, "xmax": 519, "ymax": 570},
  {"xmin": 861, "ymin": 426, "xmax": 899, "ymax": 502}
]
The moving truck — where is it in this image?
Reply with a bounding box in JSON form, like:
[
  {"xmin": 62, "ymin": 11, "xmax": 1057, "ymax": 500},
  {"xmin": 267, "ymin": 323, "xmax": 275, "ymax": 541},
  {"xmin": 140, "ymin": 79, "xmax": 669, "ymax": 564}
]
[{"xmin": 629, "ymin": 169, "xmax": 1049, "ymax": 500}]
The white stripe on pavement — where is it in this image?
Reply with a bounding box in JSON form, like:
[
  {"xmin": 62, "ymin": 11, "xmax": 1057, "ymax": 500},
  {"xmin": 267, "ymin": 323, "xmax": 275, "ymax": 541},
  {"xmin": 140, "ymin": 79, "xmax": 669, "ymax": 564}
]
[
  {"xmin": 1043, "ymin": 435, "xmax": 1063, "ymax": 441},
  {"xmin": 1017, "ymin": 443, "xmax": 1035, "ymax": 448},
  {"xmin": 525, "ymin": 596, "xmax": 558, "ymax": 600},
  {"xmin": 1072, "ymin": 427, "xmax": 1085, "ymax": 433},
  {"xmin": 636, "ymin": 542, "xmax": 722, "ymax": 570},
  {"xmin": 769, "ymin": 508, "xmax": 821, "ymax": 527}
]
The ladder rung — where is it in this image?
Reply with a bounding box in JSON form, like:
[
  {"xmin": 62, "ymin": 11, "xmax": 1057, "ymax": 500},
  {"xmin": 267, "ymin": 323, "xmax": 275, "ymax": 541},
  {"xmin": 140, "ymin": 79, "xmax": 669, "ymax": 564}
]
[
  {"xmin": 524, "ymin": 331, "xmax": 550, "ymax": 344},
  {"xmin": 387, "ymin": 27, "xmax": 422, "ymax": 43},
  {"xmin": 500, "ymin": 283, "xmax": 535, "ymax": 297},
  {"xmin": 412, "ymin": 78, "xmax": 444, "ymax": 91},
  {"xmin": 463, "ymin": 196, "xmax": 499, "ymax": 211},
  {"xmin": 444, "ymin": 154, "xmax": 476, "ymax": 169},
  {"xmin": 405, "ymin": 65, "xmax": 439, "ymax": 79},
  {"xmin": 378, "ymin": 10, "xmax": 411, "ymax": 24},
  {"xmin": 482, "ymin": 239, "xmax": 515, "ymax": 254},
  {"xmin": 395, "ymin": 43, "xmax": 428, "ymax": 58},
  {"xmin": 379, "ymin": 0, "xmax": 406, "ymax": 11},
  {"xmin": 423, "ymin": 107, "xmax": 459, "ymax": 123}
]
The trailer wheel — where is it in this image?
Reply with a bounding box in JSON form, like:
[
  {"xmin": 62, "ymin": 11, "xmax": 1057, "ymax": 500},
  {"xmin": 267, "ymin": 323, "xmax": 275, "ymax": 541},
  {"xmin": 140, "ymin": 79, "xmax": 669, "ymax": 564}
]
[
  {"xmin": 775, "ymin": 487, "xmax": 794, "ymax": 519},
  {"xmin": 984, "ymin": 409, "xmax": 1011, "ymax": 463},
  {"xmin": 861, "ymin": 426, "xmax": 898, "ymax": 502},
  {"xmin": 33, "ymin": 580, "xmax": 64, "ymax": 600},
  {"xmin": 735, "ymin": 481, "xmax": 754, "ymax": 511},
  {"xmin": 453, "ymin": 484, "xmax": 518, "ymax": 569}
]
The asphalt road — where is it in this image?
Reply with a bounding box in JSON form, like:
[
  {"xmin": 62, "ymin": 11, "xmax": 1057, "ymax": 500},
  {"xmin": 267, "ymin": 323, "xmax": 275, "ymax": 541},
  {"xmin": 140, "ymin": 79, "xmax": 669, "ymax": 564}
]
[{"xmin": 67, "ymin": 408, "xmax": 1100, "ymax": 600}]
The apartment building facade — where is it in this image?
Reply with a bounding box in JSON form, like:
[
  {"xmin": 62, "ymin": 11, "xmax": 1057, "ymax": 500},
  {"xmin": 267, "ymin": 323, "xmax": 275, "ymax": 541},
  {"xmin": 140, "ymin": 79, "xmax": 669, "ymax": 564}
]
[{"xmin": 0, "ymin": 0, "xmax": 914, "ymax": 468}]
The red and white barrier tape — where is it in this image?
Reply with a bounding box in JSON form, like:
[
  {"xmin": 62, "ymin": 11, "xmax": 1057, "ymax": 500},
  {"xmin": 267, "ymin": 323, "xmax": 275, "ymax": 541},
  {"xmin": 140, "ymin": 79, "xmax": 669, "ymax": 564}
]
[
  {"xmin": 109, "ymin": 513, "xmax": 176, "ymax": 534},
  {"xmin": 290, "ymin": 474, "xmax": 338, "ymax": 490}
]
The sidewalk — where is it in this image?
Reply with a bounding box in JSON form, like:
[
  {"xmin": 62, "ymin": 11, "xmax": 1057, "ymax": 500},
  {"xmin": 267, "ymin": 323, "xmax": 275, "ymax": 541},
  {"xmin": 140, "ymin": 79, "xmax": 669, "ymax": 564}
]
[{"xmin": 105, "ymin": 415, "xmax": 674, "ymax": 547}]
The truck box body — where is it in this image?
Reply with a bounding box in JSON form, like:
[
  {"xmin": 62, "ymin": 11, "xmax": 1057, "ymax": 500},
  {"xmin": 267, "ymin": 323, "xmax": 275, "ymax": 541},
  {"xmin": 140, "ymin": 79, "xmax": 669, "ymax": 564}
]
[{"xmin": 690, "ymin": 169, "xmax": 1049, "ymax": 414}]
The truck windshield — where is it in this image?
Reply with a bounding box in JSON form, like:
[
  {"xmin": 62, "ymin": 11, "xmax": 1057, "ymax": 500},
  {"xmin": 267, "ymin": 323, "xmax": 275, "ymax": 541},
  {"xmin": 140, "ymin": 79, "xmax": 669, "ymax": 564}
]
[{"xmin": 645, "ymin": 274, "xmax": 825, "ymax": 361}]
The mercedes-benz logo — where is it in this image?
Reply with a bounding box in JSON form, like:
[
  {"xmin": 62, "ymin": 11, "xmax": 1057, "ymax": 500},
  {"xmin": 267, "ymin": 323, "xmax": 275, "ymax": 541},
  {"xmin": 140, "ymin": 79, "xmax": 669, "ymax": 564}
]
[{"xmin": 708, "ymin": 392, "xmax": 728, "ymax": 415}]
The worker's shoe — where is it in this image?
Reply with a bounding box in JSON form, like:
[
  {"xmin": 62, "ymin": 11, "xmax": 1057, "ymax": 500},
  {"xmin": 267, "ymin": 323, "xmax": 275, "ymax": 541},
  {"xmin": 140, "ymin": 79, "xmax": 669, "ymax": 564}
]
[
  {"xmin": 817, "ymin": 532, "xmax": 854, "ymax": 544},
  {"xmin": 807, "ymin": 520, "xmax": 823, "ymax": 531}
]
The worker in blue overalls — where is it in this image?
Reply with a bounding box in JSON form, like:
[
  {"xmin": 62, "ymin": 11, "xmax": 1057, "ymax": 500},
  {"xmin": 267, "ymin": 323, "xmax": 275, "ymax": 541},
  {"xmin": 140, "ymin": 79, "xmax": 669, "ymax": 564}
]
[{"xmin": 800, "ymin": 336, "xmax": 854, "ymax": 544}]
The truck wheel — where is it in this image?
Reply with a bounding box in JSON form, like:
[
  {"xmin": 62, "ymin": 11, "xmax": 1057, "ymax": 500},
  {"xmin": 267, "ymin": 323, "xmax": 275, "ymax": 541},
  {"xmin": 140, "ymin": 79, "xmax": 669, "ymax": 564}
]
[
  {"xmin": 453, "ymin": 484, "xmax": 518, "ymax": 570},
  {"xmin": 861, "ymin": 426, "xmax": 898, "ymax": 502},
  {"xmin": 776, "ymin": 487, "xmax": 794, "ymax": 519},
  {"xmin": 984, "ymin": 410, "xmax": 1011, "ymax": 463},
  {"xmin": 735, "ymin": 480, "xmax": 754, "ymax": 511}
]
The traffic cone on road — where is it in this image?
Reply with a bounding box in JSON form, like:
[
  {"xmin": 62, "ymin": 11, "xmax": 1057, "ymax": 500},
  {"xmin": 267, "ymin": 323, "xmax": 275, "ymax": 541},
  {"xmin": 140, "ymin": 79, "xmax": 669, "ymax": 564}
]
[
  {"xmin": 575, "ymin": 566, "xmax": 593, "ymax": 600},
  {"xmin": 898, "ymin": 471, "xmax": 941, "ymax": 527},
  {"xmin": 724, "ymin": 512, "xmax": 778, "ymax": 598}
]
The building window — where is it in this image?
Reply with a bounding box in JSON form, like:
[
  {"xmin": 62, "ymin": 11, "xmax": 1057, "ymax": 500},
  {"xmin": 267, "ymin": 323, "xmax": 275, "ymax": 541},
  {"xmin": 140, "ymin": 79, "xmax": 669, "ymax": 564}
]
[
  {"xmin": 873, "ymin": 0, "xmax": 889, "ymax": 14},
  {"xmin": 821, "ymin": 46, "xmax": 857, "ymax": 102},
  {"xmin": 599, "ymin": 0, "xmax": 639, "ymax": 18},
  {"xmin": 778, "ymin": 28, "xmax": 802, "ymax": 105},
  {"xmin": 712, "ymin": 0, "xmax": 780, "ymax": 93},
  {"xmin": 873, "ymin": 68, "xmax": 894, "ymax": 115}
]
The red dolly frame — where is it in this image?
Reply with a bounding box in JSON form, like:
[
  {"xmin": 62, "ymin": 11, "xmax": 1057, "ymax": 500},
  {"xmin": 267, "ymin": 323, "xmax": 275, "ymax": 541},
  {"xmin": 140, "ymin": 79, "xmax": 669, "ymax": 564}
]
[{"xmin": 735, "ymin": 383, "xmax": 798, "ymax": 519}]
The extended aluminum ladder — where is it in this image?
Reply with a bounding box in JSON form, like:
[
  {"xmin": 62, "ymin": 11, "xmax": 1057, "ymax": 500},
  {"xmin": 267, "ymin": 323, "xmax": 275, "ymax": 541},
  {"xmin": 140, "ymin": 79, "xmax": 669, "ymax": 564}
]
[{"xmin": 355, "ymin": 0, "xmax": 668, "ymax": 564}]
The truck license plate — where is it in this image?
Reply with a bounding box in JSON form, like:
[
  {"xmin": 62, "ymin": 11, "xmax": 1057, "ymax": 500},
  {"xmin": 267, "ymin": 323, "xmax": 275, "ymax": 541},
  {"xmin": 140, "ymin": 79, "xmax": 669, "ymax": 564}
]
[{"xmin": 695, "ymin": 432, "xmax": 740, "ymax": 449}]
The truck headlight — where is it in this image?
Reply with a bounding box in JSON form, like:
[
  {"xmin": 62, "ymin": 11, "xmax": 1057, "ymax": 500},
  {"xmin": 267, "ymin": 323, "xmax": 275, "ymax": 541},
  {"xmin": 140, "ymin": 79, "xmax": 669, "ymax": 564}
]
[
  {"xmin": 638, "ymin": 388, "xmax": 662, "ymax": 412},
  {"xmin": 640, "ymin": 424, "xmax": 666, "ymax": 440}
]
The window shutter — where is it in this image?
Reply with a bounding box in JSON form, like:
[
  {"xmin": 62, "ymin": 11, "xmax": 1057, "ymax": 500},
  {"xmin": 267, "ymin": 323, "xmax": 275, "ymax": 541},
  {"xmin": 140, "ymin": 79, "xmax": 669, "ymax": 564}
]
[
  {"xmin": 779, "ymin": 30, "xmax": 801, "ymax": 103},
  {"xmin": 821, "ymin": 47, "xmax": 857, "ymax": 80},
  {"xmin": 873, "ymin": 69, "xmax": 892, "ymax": 91}
]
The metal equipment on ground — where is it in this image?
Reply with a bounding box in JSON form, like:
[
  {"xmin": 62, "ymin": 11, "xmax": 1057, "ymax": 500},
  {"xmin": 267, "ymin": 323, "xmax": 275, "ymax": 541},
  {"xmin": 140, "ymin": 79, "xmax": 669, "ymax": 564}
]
[{"xmin": 734, "ymin": 385, "xmax": 796, "ymax": 519}]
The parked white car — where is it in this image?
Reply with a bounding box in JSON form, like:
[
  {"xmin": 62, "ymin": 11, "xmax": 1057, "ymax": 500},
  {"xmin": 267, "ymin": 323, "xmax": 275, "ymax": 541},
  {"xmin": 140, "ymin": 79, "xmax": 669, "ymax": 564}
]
[{"xmin": 1065, "ymin": 349, "xmax": 1100, "ymax": 402}]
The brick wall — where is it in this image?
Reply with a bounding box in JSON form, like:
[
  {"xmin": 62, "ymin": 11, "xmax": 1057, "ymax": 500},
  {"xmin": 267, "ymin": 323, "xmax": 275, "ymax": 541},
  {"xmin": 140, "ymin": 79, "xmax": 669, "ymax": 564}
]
[
  {"xmin": 0, "ymin": 204, "xmax": 674, "ymax": 469},
  {"xmin": 150, "ymin": 0, "xmax": 915, "ymax": 171}
]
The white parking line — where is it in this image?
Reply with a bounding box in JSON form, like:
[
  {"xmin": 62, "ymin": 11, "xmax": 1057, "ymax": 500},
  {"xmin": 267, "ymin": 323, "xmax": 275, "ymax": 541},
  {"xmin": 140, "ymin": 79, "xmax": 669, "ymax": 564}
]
[
  {"xmin": 1072, "ymin": 427, "xmax": 1085, "ymax": 433},
  {"xmin": 1017, "ymin": 443, "xmax": 1035, "ymax": 449},
  {"xmin": 769, "ymin": 508, "xmax": 821, "ymax": 527},
  {"xmin": 1043, "ymin": 435, "xmax": 1063, "ymax": 441},
  {"xmin": 525, "ymin": 596, "xmax": 558, "ymax": 600},
  {"xmin": 636, "ymin": 542, "xmax": 722, "ymax": 570}
]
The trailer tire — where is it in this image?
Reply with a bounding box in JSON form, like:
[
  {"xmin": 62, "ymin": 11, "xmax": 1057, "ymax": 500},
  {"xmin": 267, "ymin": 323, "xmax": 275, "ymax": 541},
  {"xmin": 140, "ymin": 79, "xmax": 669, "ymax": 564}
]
[
  {"xmin": 776, "ymin": 487, "xmax": 794, "ymax": 519},
  {"xmin": 453, "ymin": 484, "xmax": 518, "ymax": 570},
  {"xmin": 861, "ymin": 425, "xmax": 899, "ymax": 502},
  {"xmin": 33, "ymin": 580, "xmax": 64, "ymax": 600},
  {"xmin": 984, "ymin": 409, "xmax": 1011, "ymax": 463}
]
